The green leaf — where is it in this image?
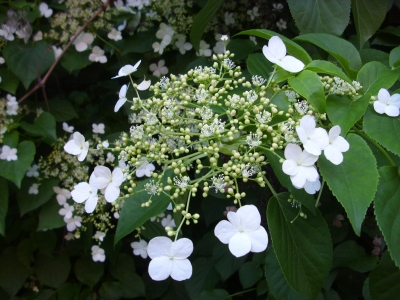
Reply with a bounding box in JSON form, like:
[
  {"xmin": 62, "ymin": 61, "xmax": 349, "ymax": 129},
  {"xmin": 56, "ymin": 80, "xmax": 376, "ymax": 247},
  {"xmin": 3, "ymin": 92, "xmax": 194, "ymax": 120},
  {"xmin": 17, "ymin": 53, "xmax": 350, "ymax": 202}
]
[
  {"xmin": 3, "ymin": 40, "xmax": 55, "ymax": 89},
  {"xmin": 305, "ymin": 60, "xmax": 352, "ymax": 84},
  {"xmin": 360, "ymin": 49, "xmax": 389, "ymax": 65},
  {"xmin": 389, "ymin": 46, "xmax": 400, "ymax": 69},
  {"xmin": 364, "ymin": 105, "xmax": 400, "ymax": 157},
  {"xmin": 0, "ymin": 69, "xmax": 20, "ymax": 94},
  {"xmin": 121, "ymin": 30, "xmax": 157, "ymax": 54},
  {"xmin": 114, "ymin": 170, "xmax": 172, "ymax": 245},
  {"xmin": 35, "ymin": 252, "xmax": 71, "ymax": 288},
  {"xmin": 326, "ymin": 93, "xmax": 370, "ymax": 135},
  {"xmin": 99, "ymin": 282, "xmax": 122, "ymax": 300},
  {"xmin": 0, "ymin": 178, "xmax": 8, "ymax": 236},
  {"xmin": 288, "ymin": 70, "xmax": 326, "ymax": 113},
  {"xmin": 57, "ymin": 283, "xmax": 80, "ymax": 300},
  {"xmin": 239, "ymin": 261, "xmax": 263, "ymax": 289},
  {"xmin": 318, "ymin": 134, "xmax": 379, "ymax": 236},
  {"xmin": 227, "ymin": 39, "xmax": 259, "ymax": 61},
  {"xmin": 237, "ymin": 29, "xmax": 312, "ymax": 65},
  {"xmin": 74, "ymin": 258, "xmax": 104, "ymax": 288},
  {"xmin": 294, "ymin": 33, "xmax": 362, "ymax": 78},
  {"xmin": 374, "ymin": 166, "xmax": 400, "ymax": 267},
  {"xmin": 332, "ymin": 240, "xmax": 377, "ymax": 272},
  {"xmin": 247, "ymin": 53, "xmax": 273, "ymax": 79},
  {"xmin": 267, "ymin": 193, "xmax": 332, "ymax": 300},
  {"xmin": 212, "ymin": 242, "xmax": 247, "ymax": 280},
  {"xmin": 185, "ymin": 258, "xmax": 219, "ymax": 300},
  {"xmin": 20, "ymin": 111, "xmax": 57, "ymax": 143},
  {"xmin": 60, "ymin": 49, "xmax": 92, "ymax": 73},
  {"xmin": 17, "ymin": 178, "xmax": 59, "ymax": 216},
  {"xmin": 264, "ymin": 246, "xmax": 306, "ymax": 300},
  {"xmin": 196, "ymin": 289, "xmax": 231, "ymax": 300},
  {"xmin": 0, "ymin": 247, "xmax": 29, "ymax": 297},
  {"xmin": 352, "ymin": 0, "xmax": 388, "ymax": 49},
  {"xmin": 369, "ymin": 251, "xmax": 400, "ymax": 300},
  {"xmin": 44, "ymin": 99, "xmax": 78, "ymax": 122},
  {"xmin": 37, "ymin": 199, "xmax": 65, "ymax": 231},
  {"xmin": 0, "ymin": 140, "xmax": 35, "ymax": 188},
  {"xmin": 189, "ymin": 0, "xmax": 224, "ymax": 52},
  {"xmin": 287, "ymin": 0, "xmax": 351, "ymax": 36},
  {"xmin": 356, "ymin": 62, "xmax": 399, "ymax": 95}
]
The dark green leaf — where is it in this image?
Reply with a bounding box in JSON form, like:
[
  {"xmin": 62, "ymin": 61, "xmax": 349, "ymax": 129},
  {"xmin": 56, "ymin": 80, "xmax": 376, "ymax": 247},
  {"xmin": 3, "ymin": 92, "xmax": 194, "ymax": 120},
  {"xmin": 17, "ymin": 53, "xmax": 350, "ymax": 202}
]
[
  {"xmin": 190, "ymin": 0, "xmax": 224, "ymax": 52},
  {"xmin": 3, "ymin": 40, "xmax": 55, "ymax": 89},
  {"xmin": 288, "ymin": 70, "xmax": 326, "ymax": 113},
  {"xmin": 287, "ymin": 0, "xmax": 351, "ymax": 36},
  {"xmin": 60, "ymin": 49, "xmax": 92, "ymax": 73},
  {"xmin": 318, "ymin": 134, "xmax": 379, "ymax": 236},
  {"xmin": 362, "ymin": 277, "xmax": 372, "ymax": 300},
  {"xmin": 196, "ymin": 289, "xmax": 231, "ymax": 300},
  {"xmin": 212, "ymin": 242, "xmax": 246, "ymax": 280},
  {"xmin": 332, "ymin": 240, "xmax": 377, "ymax": 272},
  {"xmin": 99, "ymin": 282, "xmax": 122, "ymax": 300},
  {"xmin": 305, "ymin": 60, "xmax": 352, "ymax": 84},
  {"xmin": 247, "ymin": 53, "xmax": 273, "ymax": 79},
  {"xmin": 0, "ymin": 247, "xmax": 29, "ymax": 297},
  {"xmin": 356, "ymin": 62, "xmax": 398, "ymax": 95},
  {"xmin": 352, "ymin": 0, "xmax": 388, "ymax": 49},
  {"xmin": 0, "ymin": 178, "xmax": 8, "ymax": 236},
  {"xmin": 74, "ymin": 258, "xmax": 104, "ymax": 287},
  {"xmin": 20, "ymin": 111, "xmax": 57, "ymax": 143},
  {"xmin": 389, "ymin": 46, "xmax": 400, "ymax": 69},
  {"xmin": 227, "ymin": 39, "xmax": 258, "ymax": 61},
  {"xmin": 239, "ymin": 261, "xmax": 263, "ymax": 289},
  {"xmin": 44, "ymin": 99, "xmax": 78, "ymax": 122},
  {"xmin": 267, "ymin": 193, "xmax": 332, "ymax": 299},
  {"xmin": 0, "ymin": 69, "xmax": 20, "ymax": 94},
  {"xmin": 35, "ymin": 252, "xmax": 71, "ymax": 288},
  {"xmin": 57, "ymin": 283, "xmax": 80, "ymax": 300},
  {"xmin": 17, "ymin": 239, "xmax": 37, "ymax": 269},
  {"xmin": 374, "ymin": 166, "xmax": 400, "ymax": 267},
  {"xmin": 37, "ymin": 199, "xmax": 65, "ymax": 231},
  {"xmin": 185, "ymin": 257, "xmax": 219, "ymax": 299},
  {"xmin": 326, "ymin": 93, "xmax": 370, "ymax": 135},
  {"xmin": 121, "ymin": 30, "xmax": 157, "ymax": 55},
  {"xmin": 360, "ymin": 49, "xmax": 389, "ymax": 65}
]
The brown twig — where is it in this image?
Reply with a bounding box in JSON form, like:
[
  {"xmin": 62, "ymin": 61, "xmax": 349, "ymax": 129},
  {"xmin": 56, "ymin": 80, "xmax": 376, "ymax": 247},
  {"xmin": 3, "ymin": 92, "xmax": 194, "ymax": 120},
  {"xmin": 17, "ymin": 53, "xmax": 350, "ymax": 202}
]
[{"xmin": 18, "ymin": 0, "xmax": 110, "ymax": 104}]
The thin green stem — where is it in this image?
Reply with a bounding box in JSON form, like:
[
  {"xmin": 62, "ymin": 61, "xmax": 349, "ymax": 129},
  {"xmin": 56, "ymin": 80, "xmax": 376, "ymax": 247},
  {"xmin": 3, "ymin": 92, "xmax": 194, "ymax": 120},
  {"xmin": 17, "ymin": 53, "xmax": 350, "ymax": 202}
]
[
  {"xmin": 225, "ymin": 288, "xmax": 256, "ymax": 299},
  {"xmin": 315, "ymin": 180, "xmax": 325, "ymax": 207},
  {"xmin": 96, "ymin": 34, "xmax": 122, "ymax": 54},
  {"xmin": 265, "ymin": 67, "xmax": 277, "ymax": 88},
  {"xmin": 263, "ymin": 175, "xmax": 277, "ymax": 197},
  {"xmin": 174, "ymin": 192, "xmax": 192, "ymax": 241}
]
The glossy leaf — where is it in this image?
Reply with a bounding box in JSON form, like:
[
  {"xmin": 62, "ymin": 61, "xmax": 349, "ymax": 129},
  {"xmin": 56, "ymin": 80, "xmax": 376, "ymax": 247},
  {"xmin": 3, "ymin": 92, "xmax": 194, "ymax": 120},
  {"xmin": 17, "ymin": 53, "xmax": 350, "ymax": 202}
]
[
  {"xmin": 0, "ymin": 69, "xmax": 20, "ymax": 94},
  {"xmin": 389, "ymin": 46, "xmax": 400, "ymax": 69},
  {"xmin": 247, "ymin": 53, "xmax": 273, "ymax": 80},
  {"xmin": 122, "ymin": 30, "xmax": 157, "ymax": 55},
  {"xmin": 356, "ymin": 61, "xmax": 398, "ymax": 95},
  {"xmin": 60, "ymin": 49, "xmax": 92, "ymax": 73},
  {"xmin": 318, "ymin": 134, "xmax": 378, "ymax": 236},
  {"xmin": 212, "ymin": 242, "xmax": 247, "ymax": 280},
  {"xmin": 0, "ymin": 178, "xmax": 8, "ymax": 236},
  {"xmin": 185, "ymin": 257, "xmax": 219, "ymax": 299},
  {"xmin": 364, "ymin": 106, "xmax": 400, "ymax": 157},
  {"xmin": 44, "ymin": 99, "xmax": 78, "ymax": 122},
  {"xmin": 374, "ymin": 166, "xmax": 400, "ymax": 267},
  {"xmin": 287, "ymin": 0, "xmax": 350, "ymax": 36},
  {"xmin": 20, "ymin": 111, "xmax": 57, "ymax": 144},
  {"xmin": 196, "ymin": 289, "xmax": 231, "ymax": 300},
  {"xmin": 37, "ymin": 199, "xmax": 65, "ymax": 231},
  {"xmin": 239, "ymin": 261, "xmax": 263, "ymax": 289},
  {"xmin": 74, "ymin": 258, "xmax": 104, "ymax": 287},
  {"xmin": 294, "ymin": 33, "xmax": 361, "ymax": 78},
  {"xmin": 288, "ymin": 70, "xmax": 326, "ymax": 113},
  {"xmin": 305, "ymin": 60, "xmax": 352, "ymax": 84},
  {"xmin": 332, "ymin": 240, "xmax": 377, "ymax": 272},
  {"xmin": 267, "ymin": 193, "xmax": 332, "ymax": 299},
  {"xmin": 326, "ymin": 93, "xmax": 370, "ymax": 135}
]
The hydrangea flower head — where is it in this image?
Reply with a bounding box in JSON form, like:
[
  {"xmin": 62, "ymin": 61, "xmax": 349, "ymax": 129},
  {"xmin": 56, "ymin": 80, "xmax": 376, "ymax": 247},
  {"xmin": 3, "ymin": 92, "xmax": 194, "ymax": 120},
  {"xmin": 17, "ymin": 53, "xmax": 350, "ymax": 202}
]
[
  {"xmin": 373, "ymin": 88, "xmax": 400, "ymax": 117},
  {"xmin": 262, "ymin": 36, "xmax": 304, "ymax": 73}
]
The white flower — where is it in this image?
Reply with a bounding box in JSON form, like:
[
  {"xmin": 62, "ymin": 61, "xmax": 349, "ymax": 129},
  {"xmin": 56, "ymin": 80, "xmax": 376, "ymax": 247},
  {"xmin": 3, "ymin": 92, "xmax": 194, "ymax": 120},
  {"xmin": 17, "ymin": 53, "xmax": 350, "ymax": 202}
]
[
  {"xmin": 62, "ymin": 122, "xmax": 74, "ymax": 133},
  {"xmin": 262, "ymin": 36, "xmax": 304, "ymax": 73},
  {"xmin": 273, "ymin": 3, "xmax": 284, "ymax": 11},
  {"xmin": 26, "ymin": 164, "xmax": 39, "ymax": 177},
  {"xmin": 220, "ymin": 35, "xmax": 229, "ymax": 41},
  {"xmin": 65, "ymin": 216, "xmax": 82, "ymax": 232},
  {"xmin": 114, "ymin": 0, "xmax": 135, "ymax": 14},
  {"xmin": 161, "ymin": 215, "xmax": 176, "ymax": 228},
  {"xmin": 247, "ymin": 7, "xmax": 259, "ymax": 21},
  {"xmin": 102, "ymin": 140, "xmax": 109, "ymax": 148},
  {"xmin": 198, "ymin": 40, "xmax": 212, "ymax": 57},
  {"xmin": 282, "ymin": 143, "xmax": 319, "ymax": 188},
  {"xmin": 373, "ymin": 88, "xmax": 400, "ymax": 117},
  {"xmin": 29, "ymin": 183, "xmax": 39, "ymax": 195},
  {"xmin": 131, "ymin": 240, "xmax": 148, "ymax": 259},
  {"xmin": 276, "ymin": 19, "xmax": 287, "ymax": 31},
  {"xmin": 214, "ymin": 205, "xmax": 268, "ymax": 258},
  {"xmin": 33, "ymin": 31, "xmax": 43, "ymax": 41},
  {"xmin": 118, "ymin": 20, "xmax": 127, "ymax": 31},
  {"xmin": 64, "ymin": 132, "xmax": 89, "ymax": 161},
  {"xmin": 323, "ymin": 125, "xmax": 350, "ymax": 165},
  {"xmin": 115, "ymin": 84, "xmax": 128, "ymax": 112},
  {"xmin": 6, "ymin": 94, "xmax": 18, "ymax": 115},
  {"xmin": 175, "ymin": 37, "xmax": 192, "ymax": 55},
  {"xmin": 136, "ymin": 159, "xmax": 155, "ymax": 177},
  {"xmin": 91, "ymin": 245, "xmax": 105, "ymax": 262},
  {"xmin": 94, "ymin": 231, "xmax": 106, "ymax": 242},
  {"xmin": 59, "ymin": 203, "xmax": 74, "ymax": 219},
  {"xmin": 73, "ymin": 32, "xmax": 94, "ymax": 52},
  {"xmin": 296, "ymin": 115, "xmax": 329, "ymax": 156},
  {"xmin": 0, "ymin": 145, "xmax": 18, "ymax": 161},
  {"xmin": 91, "ymin": 166, "xmax": 124, "ymax": 203},
  {"xmin": 147, "ymin": 237, "xmax": 193, "ymax": 281},
  {"xmin": 156, "ymin": 23, "xmax": 174, "ymax": 44},
  {"xmin": 53, "ymin": 186, "xmax": 71, "ymax": 205},
  {"xmin": 52, "ymin": 46, "xmax": 62, "ymax": 59},
  {"xmin": 0, "ymin": 24, "xmax": 15, "ymax": 41},
  {"xmin": 107, "ymin": 28, "xmax": 122, "ymax": 41},
  {"xmin": 64, "ymin": 233, "xmax": 75, "ymax": 240},
  {"xmin": 224, "ymin": 11, "xmax": 235, "ymax": 25},
  {"xmin": 149, "ymin": 60, "xmax": 168, "ymax": 78},
  {"xmin": 106, "ymin": 152, "xmax": 115, "ymax": 163},
  {"xmin": 71, "ymin": 173, "xmax": 99, "ymax": 213},
  {"xmin": 304, "ymin": 179, "xmax": 321, "ymax": 195},
  {"xmin": 92, "ymin": 123, "xmax": 105, "ymax": 134},
  {"xmin": 152, "ymin": 41, "xmax": 167, "ymax": 55},
  {"xmin": 0, "ymin": 57, "xmax": 4, "ymax": 64},
  {"xmin": 89, "ymin": 46, "xmax": 107, "ymax": 63},
  {"xmin": 112, "ymin": 60, "xmax": 141, "ymax": 79},
  {"xmin": 137, "ymin": 79, "xmax": 151, "ymax": 90},
  {"xmin": 39, "ymin": 3, "xmax": 53, "ymax": 18}
]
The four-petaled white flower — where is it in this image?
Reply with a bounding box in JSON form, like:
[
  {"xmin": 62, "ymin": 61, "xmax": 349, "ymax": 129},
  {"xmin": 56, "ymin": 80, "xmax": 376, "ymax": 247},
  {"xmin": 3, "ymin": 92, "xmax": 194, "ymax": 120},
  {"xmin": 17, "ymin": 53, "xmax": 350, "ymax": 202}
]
[
  {"xmin": 296, "ymin": 115, "xmax": 329, "ymax": 156},
  {"xmin": 106, "ymin": 152, "xmax": 115, "ymax": 163},
  {"xmin": 224, "ymin": 11, "xmax": 235, "ymax": 25},
  {"xmin": 149, "ymin": 60, "xmax": 168, "ymax": 78},
  {"xmin": 91, "ymin": 245, "xmax": 106, "ymax": 262},
  {"xmin": 94, "ymin": 231, "xmax": 106, "ymax": 242},
  {"xmin": 324, "ymin": 125, "xmax": 350, "ymax": 165},
  {"xmin": 91, "ymin": 166, "xmax": 124, "ymax": 203},
  {"xmin": 112, "ymin": 60, "xmax": 141, "ymax": 79},
  {"xmin": 0, "ymin": 145, "xmax": 18, "ymax": 161},
  {"xmin": 262, "ymin": 36, "xmax": 304, "ymax": 73},
  {"xmin": 175, "ymin": 37, "xmax": 193, "ymax": 55},
  {"xmin": 282, "ymin": 143, "xmax": 319, "ymax": 188},
  {"xmin": 6, "ymin": 94, "xmax": 18, "ymax": 115},
  {"xmin": 73, "ymin": 32, "xmax": 94, "ymax": 52},
  {"xmin": 136, "ymin": 159, "xmax": 155, "ymax": 177},
  {"xmin": 161, "ymin": 215, "xmax": 176, "ymax": 228},
  {"xmin": 147, "ymin": 237, "xmax": 193, "ymax": 281},
  {"xmin": 62, "ymin": 122, "xmax": 74, "ymax": 133},
  {"xmin": 373, "ymin": 88, "xmax": 400, "ymax": 117},
  {"xmin": 115, "ymin": 84, "xmax": 128, "ymax": 112},
  {"xmin": 107, "ymin": 28, "xmax": 122, "ymax": 41},
  {"xmin": 131, "ymin": 239, "xmax": 148, "ymax": 259},
  {"xmin": 59, "ymin": 203, "xmax": 74, "ymax": 219},
  {"xmin": 64, "ymin": 132, "xmax": 89, "ymax": 161},
  {"xmin": 27, "ymin": 164, "xmax": 39, "ymax": 177},
  {"xmin": 198, "ymin": 40, "xmax": 212, "ymax": 57},
  {"xmin": 214, "ymin": 205, "xmax": 269, "ymax": 258},
  {"xmin": 71, "ymin": 173, "xmax": 99, "ymax": 213},
  {"xmin": 92, "ymin": 123, "xmax": 105, "ymax": 134},
  {"xmin": 247, "ymin": 7, "xmax": 259, "ymax": 21},
  {"xmin": 53, "ymin": 186, "xmax": 71, "ymax": 205},
  {"xmin": 39, "ymin": 2, "xmax": 53, "ymax": 18},
  {"xmin": 89, "ymin": 46, "xmax": 107, "ymax": 63},
  {"xmin": 65, "ymin": 216, "xmax": 82, "ymax": 231},
  {"xmin": 29, "ymin": 183, "xmax": 39, "ymax": 195}
]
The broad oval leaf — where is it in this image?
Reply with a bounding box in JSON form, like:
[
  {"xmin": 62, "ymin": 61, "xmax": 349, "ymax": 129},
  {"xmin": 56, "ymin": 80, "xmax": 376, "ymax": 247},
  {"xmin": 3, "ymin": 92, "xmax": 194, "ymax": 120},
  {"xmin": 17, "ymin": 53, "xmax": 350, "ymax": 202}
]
[
  {"xmin": 0, "ymin": 247, "xmax": 29, "ymax": 297},
  {"xmin": 374, "ymin": 166, "xmax": 400, "ymax": 267},
  {"xmin": 318, "ymin": 134, "xmax": 379, "ymax": 236},
  {"xmin": 74, "ymin": 258, "xmax": 104, "ymax": 288},
  {"xmin": 267, "ymin": 193, "xmax": 332, "ymax": 300},
  {"xmin": 20, "ymin": 111, "xmax": 57, "ymax": 144},
  {"xmin": 332, "ymin": 240, "xmax": 377, "ymax": 272},
  {"xmin": 288, "ymin": 70, "xmax": 326, "ymax": 113},
  {"xmin": 60, "ymin": 49, "xmax": 92, "ymax": 73},
  {"xmin": 239, "ymin": 261, "xmax": 263, "ymax": 289},
  {"xmin": 306, "ymin": 60, "xmax": 352, "ymax": 84},
  {"xmin": 287, "ymin": 0, "xmax": 351, "ymax": 36},
  {"xmin": 356, "ymin": 61, "xmax": 399, "ymax": 95},
  {"xmin": 389, "ymin": 46, "xmax": 400, "ymax": 69},
  {"xmin": 0, "ymin": 178, "xmax": 8, "ymax": 236},
  {"xmin": 35, "ymin": 252, "xmax": 71, "ymax": 288},
  {"xmin": 37, "ymin": 199, "xmax": 65, "ymax": 231},
  {"xmin": 294, "ymin": 33, "xmax": 362, "ymax": 78}
]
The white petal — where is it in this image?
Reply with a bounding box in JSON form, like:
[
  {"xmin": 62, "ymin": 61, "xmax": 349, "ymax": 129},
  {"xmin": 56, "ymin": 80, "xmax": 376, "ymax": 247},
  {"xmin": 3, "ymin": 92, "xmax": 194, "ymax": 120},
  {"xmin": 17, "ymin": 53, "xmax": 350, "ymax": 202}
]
[
  {"xmin": 104, "ymin": 184, "xmax": 120, "ymax": 202},
  {"xmin": 71, "ymin": 183, "xmax": 90, "ymax": 203},
  {"xmin": 390, "ymin": 94, "xmax": 400, "ymax": 108},
  {"xmin": 304, "ymin": 179, "xmax": 321, "ymax": 194},
  {"xmin": 148, "ymin": 236, "xmax": 172, "ymax": 258},
  {"xmin": 299, "ymin": 115, "xmax": 316, "ymax": 135},
  {"xmin": 149, "ymin": 257, "xmax": 172, "ymax": 281},
  {"xmin": 262, "ymin": 45, "xmax": 281, "ymax": 65},
  {"xmin": 226, "ymin": 211, "xmax": 241, "ymax": 228},
  {"xmin": 64, "ymin": 140, "xmax": 81, "ymax": 155},
  {"xmin": 137, "ymin": 79, "xmax": 151, "ymax": 91},
  {"xmin": 311, "ymin": 128, "xmax": 329, "ymax": 150},
  {"xmin": 299, "ymin": 165, "xmax": 319, "ymax": 182},
  {"xmin": 296, "ymin": 126, "xmax": 308, "ymax": 145},
  {"xmin": 284, "ymin": 143, "xmax": 302, "ymax": 160},
  {"xmin": 237, "ymin": 205, "xmax": 261, "ymax": 231},
  {"xmin": 170, "ymin": 259, "xmax": 192, "ymax": 281},
  {"xmin": 94, "ymin": 166, "xmax": 111, "ymax": 179},
  {"xmin": 170, "ymin": 238, "xmax": 193, "ymax": 259},
  {"xmin": 282, "ymin": 160, "xmax": 298, "ymax": 176},
  {"xmin": 385, "ymin": 105, "xmax": 400, "ymax": 117},
  {"xmin": 228, "ymin": 233, "xmax": 252, "ymax": 257},
  {"xmin": 378, "ymin": 88, "xmax": 390, "ymax": 103},
  {"xmin": 332, "ymin": 136, "xmax": 349, "ymax": 152},
  {"xmin": 280, "ymin": 55, "xmax": 305, "ymax": 73},
  {"xmin": 328, "ymin": 126, "xmax": 341, "ymax": 141},
  {"xmin": 114, "ymin": 98, "xmax": 127, "ymax": 112},
  {"xmin": 77, "ymin": 142, "xmax": 89, "ymax": 161},
  {"xmin": 290, "ymin": 172, "xmax": 307, "ymax": 188},
  {"xmin": 112, "ymin": 168, "xmax": 124, "ymax": 186},
  {"xmin": 324, "ymin": 145, "xmax": 344, "ymax": 165},
  {"xmin": 85, "ymin": 195, "xmax": 98, "ymax": 213},
  {"xmin": 374, "ymin": 101, "xmax": 385, "ymax": 114},
  {"xmin": 92, "ymin": 177, "xmax": 109, "ymax": 189},
  {"xmin": 214, "ymin": 220, "xmax": 237, "ymax": 244},
  {"xmin": 299, "ymin": 150, "xmax": 319, "ymax": 166},
  {"xmin": 268, "ymin": 36, "xmax": 286, "ymax": 60},
  {"xmin": 119, "ymin": 85, "xmax": 128, "ymax": 98},
  {"xmin": 246, "ymin": 227, "xmax": 269, "ymax": 253}
]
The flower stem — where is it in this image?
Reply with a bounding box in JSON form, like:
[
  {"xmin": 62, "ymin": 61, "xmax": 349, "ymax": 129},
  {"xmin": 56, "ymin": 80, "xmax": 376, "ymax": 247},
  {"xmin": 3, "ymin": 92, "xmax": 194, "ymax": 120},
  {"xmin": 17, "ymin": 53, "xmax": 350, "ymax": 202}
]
[
  {"xmin": 315, "ymin": 180, "xmax": 325, "ymax": 207},
  {"xmin": 266, "ymin": 67, "xmax": 277, "ymax": 88},
  {"xmin": 263, "ymin": 175, "xmax": 277, "ymax": 197},
  {"xmin": 174, "ymin": 192, "xmax": 192, "ymax": 241},
  {"xmin": 225, "ymin": 288, "xmax": 256, "ymax": 299}
]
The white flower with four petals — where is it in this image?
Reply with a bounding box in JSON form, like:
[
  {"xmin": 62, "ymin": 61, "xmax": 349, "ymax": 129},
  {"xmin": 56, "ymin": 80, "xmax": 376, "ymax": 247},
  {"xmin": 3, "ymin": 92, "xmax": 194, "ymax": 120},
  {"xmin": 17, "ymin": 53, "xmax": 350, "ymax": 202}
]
[
  {"xmin": 64, "ymin": 132, "xmax": 89, "ymax": 161},
  {"xmin": 373, "ymin": 88, "xmax": 400, "ymax": 117},
  {"xmin": 296, "ymin": 115, "xmax": 329, "ymax": 156}
]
